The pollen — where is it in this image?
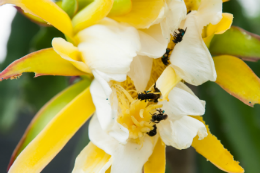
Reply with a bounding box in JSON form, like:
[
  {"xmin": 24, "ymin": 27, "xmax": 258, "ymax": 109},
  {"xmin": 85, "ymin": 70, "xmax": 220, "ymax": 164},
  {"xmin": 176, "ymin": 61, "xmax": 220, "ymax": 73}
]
[{"xmin": 112, "ymin": 80, "xmax": 162, "ymax": 141}]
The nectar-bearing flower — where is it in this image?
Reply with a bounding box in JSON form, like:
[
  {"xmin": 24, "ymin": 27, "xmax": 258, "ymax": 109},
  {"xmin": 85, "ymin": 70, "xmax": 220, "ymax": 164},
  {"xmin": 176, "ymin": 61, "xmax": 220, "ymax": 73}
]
[{"xmin": 0, "ymin": 0, "xmax": 260, "ymax": 172}]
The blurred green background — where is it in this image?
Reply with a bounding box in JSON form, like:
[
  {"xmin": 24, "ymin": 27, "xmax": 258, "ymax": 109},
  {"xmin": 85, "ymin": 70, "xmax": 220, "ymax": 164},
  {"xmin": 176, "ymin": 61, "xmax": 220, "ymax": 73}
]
[{"xmin": 0, "ymin": 0, "xmax": 260, "ymax": 173}]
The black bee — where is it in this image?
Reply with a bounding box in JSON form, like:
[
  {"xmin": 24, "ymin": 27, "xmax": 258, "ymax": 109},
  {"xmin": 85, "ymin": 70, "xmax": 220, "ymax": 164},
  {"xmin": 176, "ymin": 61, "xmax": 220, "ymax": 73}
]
[
  {"xmin": 161, "ymin": 48, "xmax": 171, "ymax": 66},
  {"xmin": 138, "ymin": 83, "xmax": 161, "ymax": 102},
  {"xmin": 147, "ymin": 125, "xmax": 157, "ymax": 137},
  {"xmin": 151, "ymin": 109, "xmax": 168, "ymax": 123},
  {"xmin": 173, "ymin": 28, "xmax": 187, "ymax": 44}
]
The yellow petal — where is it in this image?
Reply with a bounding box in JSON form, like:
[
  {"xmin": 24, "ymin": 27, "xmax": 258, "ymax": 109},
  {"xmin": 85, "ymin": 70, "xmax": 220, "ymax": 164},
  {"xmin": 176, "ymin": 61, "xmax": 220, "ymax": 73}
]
[
  {"xmin": 0, "ymin": 0, "xmax": 74, "ymax": 38},
  {"xmin": 144, "ymin": 138, "xmax": 166, "ymax": 173},
  {"xmin": 8, "ymin": 79, "xmax": 91, "ymax": 169},
  {"xmin": 72, "ymin": 0, "xmax": 113, "ymax": 33},
  {"xmin": 108, "ymin": 0, "xmax": 132, "ymax": 16},
  {"xmin": 204, "ymin": 13, "xmax": 233, "ymax": 47},
  {"xmin": 223, "ymin": 0, "xmax": 229, "ymax": 2},
  {"xmin": 214, "ymin": 55, "xmax": 260, "ymax": 107},
  {"xmin": 184, "ymin": 0, "xmax": 200, "ymax": 11},
  {"xmin": 110, "ymin": 0, "xmax": 164, "ymax": 29},
  {"xmin": 72, "ymin": 142, "xmax": 111, "ymax": 173},
  {"xmin": 0, "ymin": 48, "xmax": 87, "ymax": 81},
  {"xmin": 52, "ymin": 38, "xmax": 92, "ymax": 74},
  {"xmin": 8, "ymin": 87, "xmax": 95, "ymax": 173},
  {"xmin": 192, "ymin": 116, "xmax": 244, "ymax": 173},
  {"xmin": 16, "ymin": 7, "xmax": 48, "ymax": 26},
  {"xmin": 156, "ymin": 66, "xmax": 181, "ymax": 100}
]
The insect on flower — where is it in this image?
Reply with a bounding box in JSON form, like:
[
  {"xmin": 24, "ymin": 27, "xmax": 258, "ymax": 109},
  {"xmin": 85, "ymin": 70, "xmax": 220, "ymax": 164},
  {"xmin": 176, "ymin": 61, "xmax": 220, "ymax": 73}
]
[
  {"xmin": 147, "ymin": 125, "xmax": 157, "ymax": 137},
  {"xmin": 138, "ymin": 83, "xmax": 161, "ymax": 102},
  {"xmin": 161, "ymin": 48, "xmax": 171, "ymax": 66},
  {"xmin": 151, "ymin": 109, "xmax": 168, "ymax": 123},
  {"xmin": 173, "ymin": 28, "xmax": 187, "ymax": 44}
]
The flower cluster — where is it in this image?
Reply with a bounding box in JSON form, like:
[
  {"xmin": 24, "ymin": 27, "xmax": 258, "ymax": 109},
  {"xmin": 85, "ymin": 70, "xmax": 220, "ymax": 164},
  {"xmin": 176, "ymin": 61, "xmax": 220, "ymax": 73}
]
[{"xmin": 2, "ymin": 0, "xmax": 260, "ymax": 172}]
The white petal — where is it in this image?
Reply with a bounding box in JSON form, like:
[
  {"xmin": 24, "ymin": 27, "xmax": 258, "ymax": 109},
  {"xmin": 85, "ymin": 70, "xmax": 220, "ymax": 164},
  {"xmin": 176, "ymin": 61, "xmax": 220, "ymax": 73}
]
[
  {"xmin": 90, "ymin": 79, "xmax": 113, "ymax": 130},
  {"xmin": 90, "ymin": 79, "xmax": 129, "ymax": 144},
  {"xmin": 170, "ymin": 14, "xmax": 217, "ymax": 85},
  {"xmin": 161, "ymin": 0, "xmax": 187, "ymax": 39},
  {"xmin": 89, "ymin": 115, "xmax": 156, "ymax": 173},
  {"xmin": 138, "ymin": 24, "xmax": 168, "ymax": 58},
  {"xmin": 158, "ymin": 116, "xmax": 207, "ymax": 149},
  {"xmin": 77, "ymin": 18, "xmax": 141, "ymax": 75},
  {"xmin": 127, "ymin": 55, "xmax": 153, "ymax": 92},
  {"xmin": 160, "ymin": 86, "xmax": 205, "ymax": 119},
  {"xmin": 197, "ymin": 0, "xmax": 223, "ymax": 27},
  {"xmin": 176, "ymin": 82, "xmax": 206, "ymax": 107}
]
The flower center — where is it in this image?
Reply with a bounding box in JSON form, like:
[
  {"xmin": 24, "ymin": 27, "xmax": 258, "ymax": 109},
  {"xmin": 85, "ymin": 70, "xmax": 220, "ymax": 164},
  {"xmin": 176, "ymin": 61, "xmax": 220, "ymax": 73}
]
[{"xmin": 111, "ymin": 78, "xmax": 163, "ymax": 141}]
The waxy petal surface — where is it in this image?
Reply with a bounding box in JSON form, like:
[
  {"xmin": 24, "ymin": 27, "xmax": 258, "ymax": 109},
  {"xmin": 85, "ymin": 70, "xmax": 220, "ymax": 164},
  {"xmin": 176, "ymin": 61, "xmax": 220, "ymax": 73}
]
[
  {"xmin": 214, "ymin": 55, "xmax": 260, "ymax": 106},
  {"xmin": 210, "ymin": 26, "xmax": 260, "ymax": 61},
  {"xmin": 8, "ymin": 87, "xmax": 95, "ymax": 173},
  {"xmin": 72, "ymin": 0, "xmax": 113, "ymax": 33},
  {"xmin": 8, "ymin": 79, "xmax": 91, "ymax": 169},
  {"xmin": 0, "ymin": 0, "xmax": 73, "ymax": 37},
  {"xmin": 144, "ymin": 138, "xmax": 166, "ymax": 173},
  {"xmin": 0, "ymin": 48, "xmax": 86, "ymax": 81},
  {"xmin": 192, "ymin": 116, "xmax": 244, "ymax": 173},
  {"xmin": 110, "ymin": 0, "xmax": 164, "ymax": 29},
  {"xmin": 72, "ymin": 142, "xmax": 111, "ymax": 173}
]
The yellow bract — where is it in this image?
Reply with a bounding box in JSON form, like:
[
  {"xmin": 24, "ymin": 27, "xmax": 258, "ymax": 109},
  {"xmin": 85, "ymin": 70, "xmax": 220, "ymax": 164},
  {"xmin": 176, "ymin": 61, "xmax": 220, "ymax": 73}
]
[
  {"xmin": 0, "ymin": 0, "xmax": 74, "ymax": 38},
  {"xmin": 192, "ymin": 116, "xmax": 244, "ymax": 173},
  {"xmin": 8, "ymin": 87, "xmax": 95, "ymax": 173},
  {"xmin": 72, "ymin": 142, "xmax": 111, "ymax": 173},
  {"xmin": 144, "ymin": 138, "xmax": 166, "ymax": 173},
  {"xmin": 214, "ymin": 55, "xmax": 260, "ymax": 107},
  {"xmin": 72, "ymin": 0, "xmax": 113, "ymax": 33},
  {"xmin": 0, "ymin": 48, "xmax": 86, "ymax": 81},
  {"xmin": 110, "ymin": 0, "xmax": 164, "ymax": 29}
]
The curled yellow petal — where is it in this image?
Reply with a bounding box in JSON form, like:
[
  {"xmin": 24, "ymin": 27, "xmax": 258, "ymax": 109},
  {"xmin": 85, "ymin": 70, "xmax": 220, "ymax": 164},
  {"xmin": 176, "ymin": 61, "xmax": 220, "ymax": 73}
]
[
  {"xmin": 110, "ymin": 0, "xmax": 164, "ymax": 29},
  {"xmin": 8, "ymin": 87, "xmax": 96, "ymax": 173},
  {"xmin": 72, "ymin": 142, "xmax": 111, "ymax": 173},
  {"xmin": 214, "ymin": 55, "xmax": 260, "ymax": 107},
  {"xmin": 52, "ymin": 38, "xmax": 92, "ymax": 74},
  {"xmin": 0, "ymin": 0, "xmax": 74, "ymax": 38},
  {"xmin": 204, "ymin": 13, "xmax": 233, "ymax": 47},
  {"xmin": 156, "ymin": 66, "xmax": 181, "ymax": 100},
  {"xmin": 72, "ymin": 0, "xmax": 113, "ymax": 33},
  {"xmin": 0, "ymin": 48, "xmax": 86, "ymax": 81},
  {"xmin": 192, "ymin": 116, "xmax": 244, "ymax": 173},
  {"xmin": 144, "ymin": 138, "xmax": 166, "ymax": 173}
]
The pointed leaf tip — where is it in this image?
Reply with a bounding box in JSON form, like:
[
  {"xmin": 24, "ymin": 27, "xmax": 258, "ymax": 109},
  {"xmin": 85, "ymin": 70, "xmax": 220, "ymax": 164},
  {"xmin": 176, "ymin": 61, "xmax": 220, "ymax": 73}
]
[
  {"xmin": 0, "ymin": 48, "xmax": 87, "ymax": 81},
  {"xmin": 192, "ymin": 116, "xmax": 244, "ymax": 173}
]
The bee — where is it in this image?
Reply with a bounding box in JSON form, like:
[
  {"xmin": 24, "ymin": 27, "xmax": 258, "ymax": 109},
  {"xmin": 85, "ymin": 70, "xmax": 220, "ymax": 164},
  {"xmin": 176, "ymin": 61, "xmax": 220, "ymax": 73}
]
[
  {"xmin": 173, "ymin": 28, "xmax": 187, "ymax": 44},
  {"xmin": 151, "ymin": 109, "xmax": 168, "ymax": 123},
  {"xmin": 138, "ymin": 83, "xmax": 161, "ymax": 102},
  {"xmin": 161, "ymin": 48, "xmax": 171, "ymax": 66},
  {"xmin": 147, "ymin": 125, "xmax": 157, "ymax": 137}
]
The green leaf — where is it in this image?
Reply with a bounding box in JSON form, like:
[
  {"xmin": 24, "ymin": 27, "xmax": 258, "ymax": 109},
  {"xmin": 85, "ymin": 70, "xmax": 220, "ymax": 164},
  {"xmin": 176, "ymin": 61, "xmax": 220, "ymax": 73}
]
[
  {"xmin": 8, "ymin": 79, "xmax": 91, "ymax": 167},
  {"xmin": 210, "ymin": 26, "xmax": 260, "ymax": 61},
  {"xmin": 62, "ymin": 0, "xmax": 78, "ymax": 18}
]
